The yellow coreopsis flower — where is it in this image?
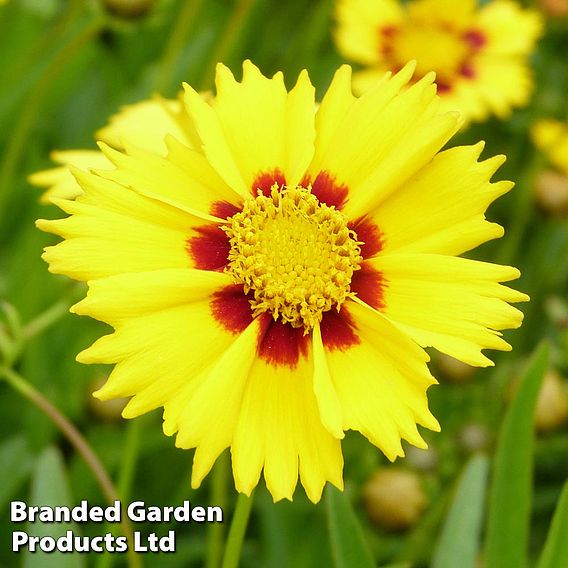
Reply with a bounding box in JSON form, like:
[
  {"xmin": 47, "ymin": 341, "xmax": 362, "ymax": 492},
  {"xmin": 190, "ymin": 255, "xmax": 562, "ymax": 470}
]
[
  {"xmin": 335, "ymin": 0, "xmax": 542, "ymax": 123},
  {"xmin": 29, "ymin": 97, "xmax": 193, "ymax": 202},
  {"xmin": 38, "ymin": 61, "xmax": 527, "ymax": 503}
]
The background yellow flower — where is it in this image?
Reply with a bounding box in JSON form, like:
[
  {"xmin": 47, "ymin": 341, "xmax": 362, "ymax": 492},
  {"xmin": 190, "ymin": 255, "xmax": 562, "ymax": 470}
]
[
  {"xmin": 335, "ymin": 0, "xmax": 543, "ymax": 123},
  {"xmin": 532, "ymin": 119, "xmax": 568, "ymax": 175},
  {"xmin": 28, "ymin": 97, "xmax": 190, "ymax": 202}
]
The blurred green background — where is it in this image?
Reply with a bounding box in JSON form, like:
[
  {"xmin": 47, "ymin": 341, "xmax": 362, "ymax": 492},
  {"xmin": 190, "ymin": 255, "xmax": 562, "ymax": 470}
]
[{"xmin": 1, "ymin": 0, "xmax": 567, "ymax": 567}]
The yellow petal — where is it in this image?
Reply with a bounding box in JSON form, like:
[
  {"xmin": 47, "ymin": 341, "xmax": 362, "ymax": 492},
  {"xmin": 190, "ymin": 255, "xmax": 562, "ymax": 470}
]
[
  {"xmin": 326, "ymin": 301, "xmax": 439, "ymax": 461},
  {"xmin": 335, "ymin": 0, "xmax": 403, "ymax": 66},
  {"xmin": 308, "ymin": 64, "xmax": 461, "ymax": 218},
  {"xmin": 71, "ymin": 268, "xmax": 231, "ymax": 326},
  {"xmin": 434, "ymin": 77, "xmax": 491, "ymax": 124},
  {"xmin": 82, "ymin": 288, "xmax": 238, "ymax": 416},
  {"xmin": 351, "ymin": 66, "xmax": 391, "ymax": 96},
  {"xmin": 171, "ymin": 319, "xmax": 262, "ymax": 488},
  {"xmin": 469, "ymin": 55, "xmax": 534, "ymax": 120},
  {"xmin": 184, "ymin": 61, "xmax": 315, "ymax": 195},
  {"xmin": 96, "ymin": 142, "xmax": 237, "ymax": 219},
  {"xmin": 312, "ymin": 323, "xmax": 344, "ymax": 439},
  {"xmin": 310, "ymin": 62, "xmax": 416, "ymax": 185},
  {"xmin": 407, "ymin": 0, "xmax": 477, "ymax": 30},
  {"xmin": 475, "ymin": 0, "xmax": 543, "ymax": 56},
  {"xmin": 29, "ymin": 150, "xmax": 111, "ymax": 202},
  {"xmin": 313, "ymin": 65, "xmax": 357, "ymax": 165},
  {"xmin": 369, "ymin": 143, "xmax": 512, "ymax": 256},
  {"xmin": 36, "ymin": 172, "xmax": 206, "ymax": 281},
  {"xmin": 370, "ymin": 253, "xmax": 529, "ymax": 366},
  {"xmin": 232, "ymin": 350, "xmax": 343, "ymax": 503},
  {"xmin": 347, "ymin": 108, "xmax": 460, "ymax": 217}
]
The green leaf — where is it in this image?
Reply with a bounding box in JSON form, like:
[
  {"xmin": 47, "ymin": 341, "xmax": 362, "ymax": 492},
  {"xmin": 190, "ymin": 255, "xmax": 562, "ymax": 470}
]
[
  {"xmin": 0, "ymin": 435, "xmax": 33, "ymax": 510},
  {"xmin": 325, "ymin": 485, "xmax": 375, "ymax": 568},
  {"xmin": 536, "ymin": 481, "xmax": 568, "ymax": 568},
  {"xmin": 23, "ymin": 446, "xmax": 85, "ymax": 568},
  {"xmin": 485, "ymin": 343, "xmax": 549, "ymax": 568},
  {"xmin": 432, "ymin": 454, "xmax": 489, "ymax": 568}
]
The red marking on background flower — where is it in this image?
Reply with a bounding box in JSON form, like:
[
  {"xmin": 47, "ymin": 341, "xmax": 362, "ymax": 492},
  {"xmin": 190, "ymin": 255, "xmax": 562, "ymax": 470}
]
[
  {"xmin": 463, "ymin": 29, "xmax": 486, "ymax": 50},
  {"xmin": 349, "ymin": 216, "xmax": 384, "ymax": 260},
  {"xmin": 211, "ymin": 285, "xmax": 253, "ymax": 334},
  {"xmin": 252, "ymin": 169, "xmax": 287, "ymax": 197},
  {"xmin": 320, "ymin": 308, "xmax": 360, "ymax": 352},
  {"xmin": 436, "ymin": 81, "xmax": 452, "ymax": 94},
  {"xmin": 211, "ymin": 200, "xmax": 241, "ymax": 219},
  {"xmin": 379, "ymin": 25, "xmax": 398, "ymax": 56},
  {"xmin": 460, "ymin": 63, "xmax": 476, "ymax": 79},
  {"xmin": 302, "ymin": 171, "xmax": 349, "ymax": 209},
  {"xmin": 188, "ymin": 225, "xmax": 230, "ymax": 270},
  {"xmin": 351, "ymin": 262, "xmax": 385, "ymax": 310},
  {"xmin": 257, "ymin": 315, "xmax": 310, "ymax": 368},
  {"xmin": 381, "ymin": 25, "xmax": 397, "ymax": 38}
]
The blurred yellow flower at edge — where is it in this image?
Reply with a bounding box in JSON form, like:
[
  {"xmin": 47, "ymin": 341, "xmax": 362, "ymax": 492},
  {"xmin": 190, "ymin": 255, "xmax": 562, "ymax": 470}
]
[
  {"xmin": 29, "ymin": 97, "xmax": 192, "ymax": 202},
  {"xmin": 36, "ymin": 61, "xmax": 528, "ymax": 503},
  {"xmin": 335, "ymin": 0, "xmax": 542, "ymax": 123},
  {"xmin": 532, "ymin": 119, "xmax": 568, "ymax": 175},
  {"xmin": 531, "ymin": 119, "xmax": 568, "ymax": 214}
]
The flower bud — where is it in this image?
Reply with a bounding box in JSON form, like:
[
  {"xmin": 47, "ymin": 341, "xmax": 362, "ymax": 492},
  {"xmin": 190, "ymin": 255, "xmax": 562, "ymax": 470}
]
[
  {"xmin": 544, "ymin": 296, "xmax": 568, "ymax": 329},
  {"xmin": 535, "ymin": 370, "xmax": 568, "ymax": 433},
  {"xmin": 88, "ymin": 376, "xmax": 127, "ymax": 421},
  {"xmin": 538, "ymin": 0, "xmax": 568, "ymax": 17},
  {"xmin": 535, "ymin": 170, "xmax": 568, "ymax": 215},
  {"xmin": 475, "ymin": 557, "xmax": 486, "ymax": 568},
  {"xmin": 362, "ymin": 468, "xmax": 428, "ymax": 531},
  {"xmin": 406, "ymin": 445, "xmax": 438, "ymax": 472},
  {"xmin": 103, "ymin": 0, "xmax": 156, "ymax": 19},
  {"xmin": 458, "ymin": 424, "xmax": 490, "ymax": 453},
  {"xmin": 437, "ymin": 353, "xmax": 477, "ymax": 383}
]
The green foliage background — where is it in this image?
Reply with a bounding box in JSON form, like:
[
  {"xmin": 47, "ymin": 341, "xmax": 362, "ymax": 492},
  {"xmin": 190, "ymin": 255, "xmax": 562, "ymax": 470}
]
[{"xmin": 0, "ymin": 0, "xmax": 567, "ymax": 567}]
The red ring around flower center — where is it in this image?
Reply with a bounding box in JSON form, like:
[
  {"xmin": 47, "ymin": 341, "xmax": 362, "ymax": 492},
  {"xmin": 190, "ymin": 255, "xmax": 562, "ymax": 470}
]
[{"xmin": 188, "ymin": 170, "xmax": 387, "ymax": 367}]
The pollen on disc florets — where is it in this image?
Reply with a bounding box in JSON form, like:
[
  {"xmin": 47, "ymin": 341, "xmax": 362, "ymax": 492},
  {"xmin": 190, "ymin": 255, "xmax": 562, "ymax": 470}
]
[{"xmin": 223, "ymin": 184, "xmax": 363, "ymax": 332}]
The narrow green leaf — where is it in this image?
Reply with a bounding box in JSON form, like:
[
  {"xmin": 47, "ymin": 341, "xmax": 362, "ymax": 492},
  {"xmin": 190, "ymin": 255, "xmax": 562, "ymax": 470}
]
[
  {"xmin": 326, "ymin": 485, "xmax": 375, "ymax": 568},
  {"xmin": 432, "ymin": 454, "xmax": 489, "ymax": 568},
  {"xmin": 379, "ymin": 564, "xmax": 412, "ymax": 568},
  {"xmin": 23, "ymin": 446, "xmax": 85, "ymax": 568},
  {"xmin": 536, "ymin": 481, "xmax": 568, "ymax": 568},
  {"xmin": 0, "ymin": 435, "xmax": 33, "ymax": 510},
  {"xmin": 485, "ymin": 343, "xmax": 549, "ymax": 568}
]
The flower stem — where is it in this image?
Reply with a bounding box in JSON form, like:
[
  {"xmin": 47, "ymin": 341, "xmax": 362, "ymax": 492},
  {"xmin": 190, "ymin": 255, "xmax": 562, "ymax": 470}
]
[
  {"xmin": 22, "ymin": 297, "xmax": 74, "ymax": 341},
  {"xmin": 221, "ymin": 491, "xmax": 255, "ymax": 568},
  {"xmin": 96, "ymin": 419, "xmax": 144, "ymax": 568},
  {"xmin": 118, "ymin": 419, "xmax": 143, "ymax": 500},
  {"xmin": 0, "ymin": 18, "xmax": 104, "ymax": 224},
  {"xmin": 198, "ymin": 0, "xmax": 257, "ymax": 91},
  {"xmin": 154, "ymin": 0, "xmax": 204, "ymax": 95},
  {"xmin": 206, "ymin": 451, "xmax": 230, "ymax": 568},
  {"xmin": 0, "ymin": 367, "xmax": 141, "ymax": 568},
  {"xmin": 9, "ymin": 0, "xmax": 85, "ymax": 83},
  {"xmin": 2, "ymin": 366, "xmax": 116, "ymax": 498}
]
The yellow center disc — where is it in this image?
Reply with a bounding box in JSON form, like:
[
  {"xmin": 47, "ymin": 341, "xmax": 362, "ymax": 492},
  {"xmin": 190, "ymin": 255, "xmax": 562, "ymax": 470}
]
[{"xmin": 224, "ymin": 185, "xmax": 363, "ymax": 331}]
